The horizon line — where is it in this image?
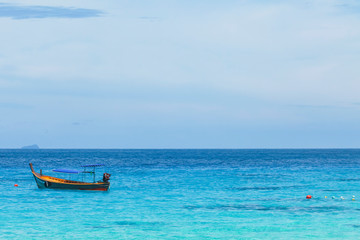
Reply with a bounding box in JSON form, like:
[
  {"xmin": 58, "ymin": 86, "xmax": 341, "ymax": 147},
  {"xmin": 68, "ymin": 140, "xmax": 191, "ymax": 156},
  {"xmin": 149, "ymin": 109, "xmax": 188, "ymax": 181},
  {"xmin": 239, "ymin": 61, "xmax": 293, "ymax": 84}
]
[{"xmin": 2, "ymin": 147, "xmax": 360, "ymax": 150}]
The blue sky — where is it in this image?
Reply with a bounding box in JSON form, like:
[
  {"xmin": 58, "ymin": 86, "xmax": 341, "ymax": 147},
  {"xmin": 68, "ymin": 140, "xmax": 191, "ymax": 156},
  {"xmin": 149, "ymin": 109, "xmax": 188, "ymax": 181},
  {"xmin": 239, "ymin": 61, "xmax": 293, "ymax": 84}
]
[{"xmin": 1, "ymin": 0, "xmax": 360, "ymax": 148}]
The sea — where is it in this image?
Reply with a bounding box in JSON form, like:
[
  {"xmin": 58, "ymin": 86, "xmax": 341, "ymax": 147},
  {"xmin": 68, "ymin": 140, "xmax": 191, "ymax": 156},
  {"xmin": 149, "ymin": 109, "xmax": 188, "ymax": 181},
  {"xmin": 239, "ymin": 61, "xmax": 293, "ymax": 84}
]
[{"xmin": 1, "ymin": 149, "xmax": 360, "ymax": 239}]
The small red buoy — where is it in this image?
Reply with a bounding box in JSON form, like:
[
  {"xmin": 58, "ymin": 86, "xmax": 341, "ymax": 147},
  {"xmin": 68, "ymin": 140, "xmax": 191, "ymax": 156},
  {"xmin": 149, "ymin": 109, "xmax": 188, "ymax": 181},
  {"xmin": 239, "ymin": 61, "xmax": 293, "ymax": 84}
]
[
  {"xmin": 14, "ymin": 184, "xmax": 18, "ymax": 187},
  {"xmin": 306, "ymin": 195, "xmax": 312, "ymax": 199}
]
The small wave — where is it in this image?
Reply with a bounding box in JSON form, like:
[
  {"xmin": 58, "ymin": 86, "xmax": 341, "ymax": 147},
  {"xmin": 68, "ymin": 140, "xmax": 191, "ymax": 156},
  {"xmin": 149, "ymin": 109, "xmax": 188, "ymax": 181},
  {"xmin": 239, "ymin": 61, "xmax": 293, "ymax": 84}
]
[
  {"xmin": 230, "ymin": 185, "xmax": 309, "ymax": 191},
  {"xmin": 336, "ymin": 178, "xmax": 360, "ymax": 182},
  {"xmin": 114, "ymin": 221, "xmax": 164, "ymax": 227},
  {"xmin": 184, "ymin": 204, "xmax": 348, "ymax": 213},
  {"xmin": 91, "ymin": 225, "xmax": 112, "ymax": 229},
  {"xmin": 322, "ymin": 189, "xmax": 352, "ymax": 192}
]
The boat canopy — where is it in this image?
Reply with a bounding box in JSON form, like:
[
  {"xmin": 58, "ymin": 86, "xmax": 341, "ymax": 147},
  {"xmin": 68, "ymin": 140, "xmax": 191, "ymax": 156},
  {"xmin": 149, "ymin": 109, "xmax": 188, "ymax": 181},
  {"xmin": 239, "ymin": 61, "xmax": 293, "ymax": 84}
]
[
  {"xmin": 53, "ymin": 169, "xmax": 80, "ymax": 174},
  {"xmin": 81, "ymin": 164, "xmax": 105, "ymax": 167}
]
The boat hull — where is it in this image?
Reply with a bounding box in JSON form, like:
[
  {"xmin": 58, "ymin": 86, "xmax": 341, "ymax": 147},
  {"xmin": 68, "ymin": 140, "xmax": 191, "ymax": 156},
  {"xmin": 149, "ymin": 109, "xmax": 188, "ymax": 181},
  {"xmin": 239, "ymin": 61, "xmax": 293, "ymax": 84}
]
[{"xmin": 30, "ymin": 163, "xmax": 110, "ymax": 191}]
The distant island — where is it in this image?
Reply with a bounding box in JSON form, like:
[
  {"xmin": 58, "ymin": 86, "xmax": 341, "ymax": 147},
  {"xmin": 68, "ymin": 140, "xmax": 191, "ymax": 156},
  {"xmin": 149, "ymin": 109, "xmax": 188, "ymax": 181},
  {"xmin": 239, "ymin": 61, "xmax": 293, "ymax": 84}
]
[{"xmin": 21, "ymin": 144, "xmax": 40, "ymax": 149}]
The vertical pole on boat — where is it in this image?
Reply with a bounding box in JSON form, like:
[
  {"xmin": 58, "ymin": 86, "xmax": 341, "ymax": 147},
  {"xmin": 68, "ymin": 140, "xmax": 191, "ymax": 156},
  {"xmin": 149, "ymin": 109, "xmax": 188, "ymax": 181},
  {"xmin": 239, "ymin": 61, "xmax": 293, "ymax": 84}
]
[{"xmin": 93, "ymin": 166, "xmax": 95, "ymax": 183}]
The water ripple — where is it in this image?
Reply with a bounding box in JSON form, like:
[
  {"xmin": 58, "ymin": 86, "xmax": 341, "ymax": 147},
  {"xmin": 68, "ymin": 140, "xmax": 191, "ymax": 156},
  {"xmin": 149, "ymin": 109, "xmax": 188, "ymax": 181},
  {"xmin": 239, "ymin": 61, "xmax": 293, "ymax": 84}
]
[{"xmin": 184, "ymin": 204, "xmax": 349, "ymax": 213}]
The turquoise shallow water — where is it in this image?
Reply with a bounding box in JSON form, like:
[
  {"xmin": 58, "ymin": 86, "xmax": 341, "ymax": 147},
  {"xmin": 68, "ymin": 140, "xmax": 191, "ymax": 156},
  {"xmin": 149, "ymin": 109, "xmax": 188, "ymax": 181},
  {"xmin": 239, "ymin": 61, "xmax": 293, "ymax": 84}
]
[{"xmin": 1, "ymin": 149, "xmax": 360, "ymax": 239}]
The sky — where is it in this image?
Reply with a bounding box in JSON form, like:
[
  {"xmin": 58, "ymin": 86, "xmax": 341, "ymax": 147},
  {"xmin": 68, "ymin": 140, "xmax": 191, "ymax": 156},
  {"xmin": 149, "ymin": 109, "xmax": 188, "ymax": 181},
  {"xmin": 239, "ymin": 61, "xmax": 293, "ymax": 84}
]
[{"xmin": 1, "ymin": 0, "xmax": 360, "ymax": 148}]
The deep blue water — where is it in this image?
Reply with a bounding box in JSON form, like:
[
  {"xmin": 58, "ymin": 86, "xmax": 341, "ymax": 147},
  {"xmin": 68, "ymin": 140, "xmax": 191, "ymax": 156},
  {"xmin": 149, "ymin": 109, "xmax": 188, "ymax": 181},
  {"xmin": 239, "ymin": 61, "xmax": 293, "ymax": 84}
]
[{"xmin": 1, "ymin": 149, "xmax": 360, "ymax": 239}]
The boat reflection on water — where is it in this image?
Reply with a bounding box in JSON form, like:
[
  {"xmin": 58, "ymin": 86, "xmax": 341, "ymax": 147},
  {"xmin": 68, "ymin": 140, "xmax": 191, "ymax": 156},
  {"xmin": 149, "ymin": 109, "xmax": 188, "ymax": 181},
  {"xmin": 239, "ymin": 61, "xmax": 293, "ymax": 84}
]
[{"xmin": 29, "ymin": 163, "xmax": 110, "ymax": 191}]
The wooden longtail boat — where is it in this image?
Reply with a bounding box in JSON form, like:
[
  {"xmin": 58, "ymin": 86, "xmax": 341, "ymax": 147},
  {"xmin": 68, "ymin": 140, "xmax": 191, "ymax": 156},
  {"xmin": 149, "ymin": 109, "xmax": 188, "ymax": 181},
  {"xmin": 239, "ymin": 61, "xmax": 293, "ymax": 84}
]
[{"xmin": 29, "ymin": 163, "xmax": 110, "ymax": 191}]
